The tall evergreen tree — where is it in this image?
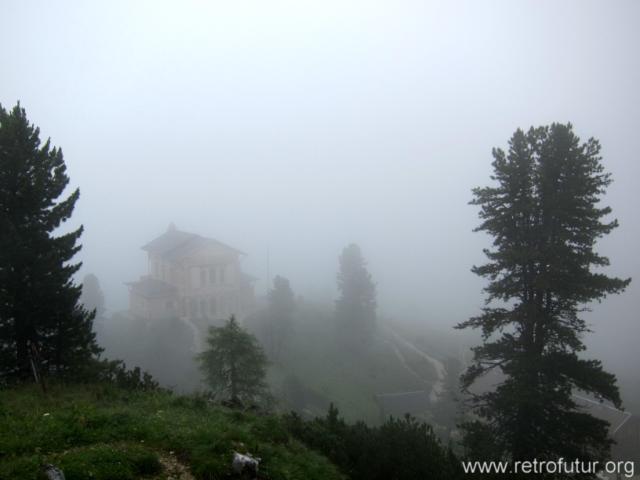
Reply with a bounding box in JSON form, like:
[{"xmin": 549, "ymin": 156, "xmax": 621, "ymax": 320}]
[
  {"xmin": 335, "ymin": 243, "xmax": 376, "ymax": 346},
  {"xmin": 264, "ymin": 275, "xmax": 295, "ymax": 361},
  {"xmin": 197, "ymin": 315, "xmax": 268, "ymax": 404},
  {"xmin": 457, "ymin": 124, "xmax": 631, "ymax": 469},
  {"xmin": 0, "ymin": 103, "xmax": 100, "ymax": 380},
  {"xmin": 80, "ymin": 273, "xmax": 105, "ymax": 319}
]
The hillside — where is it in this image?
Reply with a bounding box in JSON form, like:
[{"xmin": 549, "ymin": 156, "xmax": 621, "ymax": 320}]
[
  {"xmin": 0, "ymin": 384, "xmax": 344, "ymax": 480},
  {"xmin": 99, "ymin": 303, "xmax": 457, "ymax": 429},
  {"xmin": 249, "ymin": 303, "xmax": 453, "ymax": 427}
]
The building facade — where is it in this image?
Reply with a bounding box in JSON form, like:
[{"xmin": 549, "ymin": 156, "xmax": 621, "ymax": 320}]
[{"xmin": 127, "ymin": 224, "xmax": 256, "ymax": 324}]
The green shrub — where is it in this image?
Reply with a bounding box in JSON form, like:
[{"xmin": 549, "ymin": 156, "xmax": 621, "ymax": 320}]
[
  {"xmin": 0, "ymin": 455, "xmax": 43, "ymax": 480},
  {"xmin": 0, "ymin": 384, "xmax": 344, "ymax": 480},
  {"xmin": 75, "ymin": 359, "xmax": 160, "ymax": 391},
  {"xmin": 55, "ymin": 444, "xmax": 161, "ymax": 480},
  {"xmin": 252, "ymin": 416, "xmax": 290, "ymax": 445},
  {"xmin": 284, "ymin": 404, "xmax": 463, "ymax": 480}
]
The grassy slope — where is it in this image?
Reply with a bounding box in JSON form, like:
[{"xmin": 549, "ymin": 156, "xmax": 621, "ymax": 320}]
[
  {"xmin": 264, "ymin": 304, "xmax": 438, "ymax": 424},
  {"xmin": 0, "ymin": 384, "xmax": 344, "ymax": 480},
  {"xmin": 99, "ymin": 305, "xmax": 444, "ymax": 426}
]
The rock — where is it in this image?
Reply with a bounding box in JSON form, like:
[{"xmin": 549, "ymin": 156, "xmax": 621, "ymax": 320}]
[
  {"xmin": 43, "ymin": 464, "xmax": 65, "ymax": 480},
  {"xmin": 159, "ymin": 452, "xmax": 195, "ymax": 480},
  {"xmin": 231, "ymin": 452, "xmax": 260, "ymax": 479}
]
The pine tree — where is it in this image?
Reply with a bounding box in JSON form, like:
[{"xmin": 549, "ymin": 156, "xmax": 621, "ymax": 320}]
[
  {"xmin": 335, "ymin": 244, "xmax": 376, "ymax": 346},
  {"xmin": 0, "ymin": 103, "xmax": 100, "ymax": 380},
  {"xmin": 457, "ymin": 124, "xmax": 631, "ymax": 467},
  {"xmin": 80, "ymin": 273, "xmax": 105, "ymax": 319},
  {"xmin": 197, "ymin": 315, "xmax": 268, "ymax": 404},
  {"xmin": 264, "ymin": 275, "xmax": 295, "ymax": 360}
]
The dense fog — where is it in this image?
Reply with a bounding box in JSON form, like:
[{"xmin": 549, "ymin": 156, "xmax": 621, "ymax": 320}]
[{"xmin": 2, "ymin": 0, "xmax": 638, "ymax": 414}]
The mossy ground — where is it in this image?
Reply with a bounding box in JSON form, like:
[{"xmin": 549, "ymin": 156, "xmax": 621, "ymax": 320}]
[{"xmin": 0, "ymin": 384, "xmax": 344, "ymax": 480}]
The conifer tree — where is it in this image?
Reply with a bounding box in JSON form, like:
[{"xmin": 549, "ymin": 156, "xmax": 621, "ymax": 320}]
[
  {"xmin": 264, "ymin": 275, "xmax": 295, "ymax": 360},
  {"xmin": 335, "ymin": 243, "xmax": 376, "ymax": 346},
  {"xmin": 80, "ymin": 273, "xmax": 106, "ymax": 319},
  {"xmin": 0, "ymin": 103, "xmax": 100, "ymax": 380},
  {"xmin": 457, "ymin": 123, "xmax": 631, "ymax": 468},
  {"xmin": 197, "ymin": 315, "xmax": 268, "ymax": 404}
]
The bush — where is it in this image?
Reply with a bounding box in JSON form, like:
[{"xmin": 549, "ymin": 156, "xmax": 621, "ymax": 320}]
[
  {"xmin": 75, "ymin": 358, "xmax": 160, "ymax": 391},
  {"xmin": 56, "ymin": 444, "xmax": 161, "ymax": 480},
  {"xmin": 284, "ymin": 404, "xmax": 463, "ymax": 480}
]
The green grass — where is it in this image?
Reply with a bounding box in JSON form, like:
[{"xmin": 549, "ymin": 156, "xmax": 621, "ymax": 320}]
[
  {"xmin": 0, "ymin": 384, "xmax": 344, "ymax": 480},
  {"xmin": 53, "ymin": 443, "xmax": 161, "ymax": 480},
  {"xmin": 268, "ymin": 305, "xmax": 428, "ymax": 424}
]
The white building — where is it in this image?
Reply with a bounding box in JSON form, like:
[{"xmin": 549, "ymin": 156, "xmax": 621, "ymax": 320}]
[{"xmin": 127, "ymin": 223, "xmax": 256, "ymax": 324}]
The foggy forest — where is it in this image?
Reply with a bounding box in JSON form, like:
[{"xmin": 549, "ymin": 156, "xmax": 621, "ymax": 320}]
[{"xmin": 1, "ymin": 1, "xmax": 639, "ymax": 479}]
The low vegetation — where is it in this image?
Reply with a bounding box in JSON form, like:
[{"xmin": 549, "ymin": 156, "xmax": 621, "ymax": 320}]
[
  {"xmin": 0, "ymin": 384, "xmax": 344, "ymax": 480},
  {"xmin": 284, "ymin": 404, "xmax": 463, "ymax": 480},
  {"xmin": 251, "ymin": 302, "xmax": 436, "ymax": 424}
]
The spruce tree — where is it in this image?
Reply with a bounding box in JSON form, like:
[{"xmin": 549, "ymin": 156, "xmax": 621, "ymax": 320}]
[
  {"xmin": 0, "ymin": 103, "xmax": 100, "ymax": 380},
  {"xmin": 457, "ymin": 124, "xmax": 631, "ymax": 469},
  {"xmin": 265, "ymin": 275, "xmax": 295, "ymax": 360},
  {"xmin": 80, "ymin": 273, "xmax": 105, "ymax": 319},
  {"xmin": 197, "ymin": 315, "xmax": 268, "ymax": 404},
  {"xmin": 335, "ymin": 243, "xmax": 377, "ymax": 346}
]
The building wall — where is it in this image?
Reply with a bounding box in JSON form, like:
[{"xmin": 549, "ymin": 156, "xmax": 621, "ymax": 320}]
[
  {"xmin": 143, "ymin": 247, "xmax": 252, "ymax": 322},
  {"xmin": 130, "ymin": 293, "xmax": 177, "ymax": 321}
]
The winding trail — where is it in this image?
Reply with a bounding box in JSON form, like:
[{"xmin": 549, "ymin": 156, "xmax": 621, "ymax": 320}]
[{"xmin": 388, "ymin": 329, "xmax": 447, "ymax": 404}]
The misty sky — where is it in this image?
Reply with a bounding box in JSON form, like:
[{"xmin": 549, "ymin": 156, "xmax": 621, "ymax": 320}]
[{"xmin": 1, "ymin": 1, "xmax": 639, "ymax": 386}]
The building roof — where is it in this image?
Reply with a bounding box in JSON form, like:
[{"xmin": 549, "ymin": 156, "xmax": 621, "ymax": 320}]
[
  {"xmin": 142, "ymin": 224, "xmax": 245, "ymax": 260},
  {"xmin": 127, "ymin": 276, "xmax": 177, "ymax": 299}
]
